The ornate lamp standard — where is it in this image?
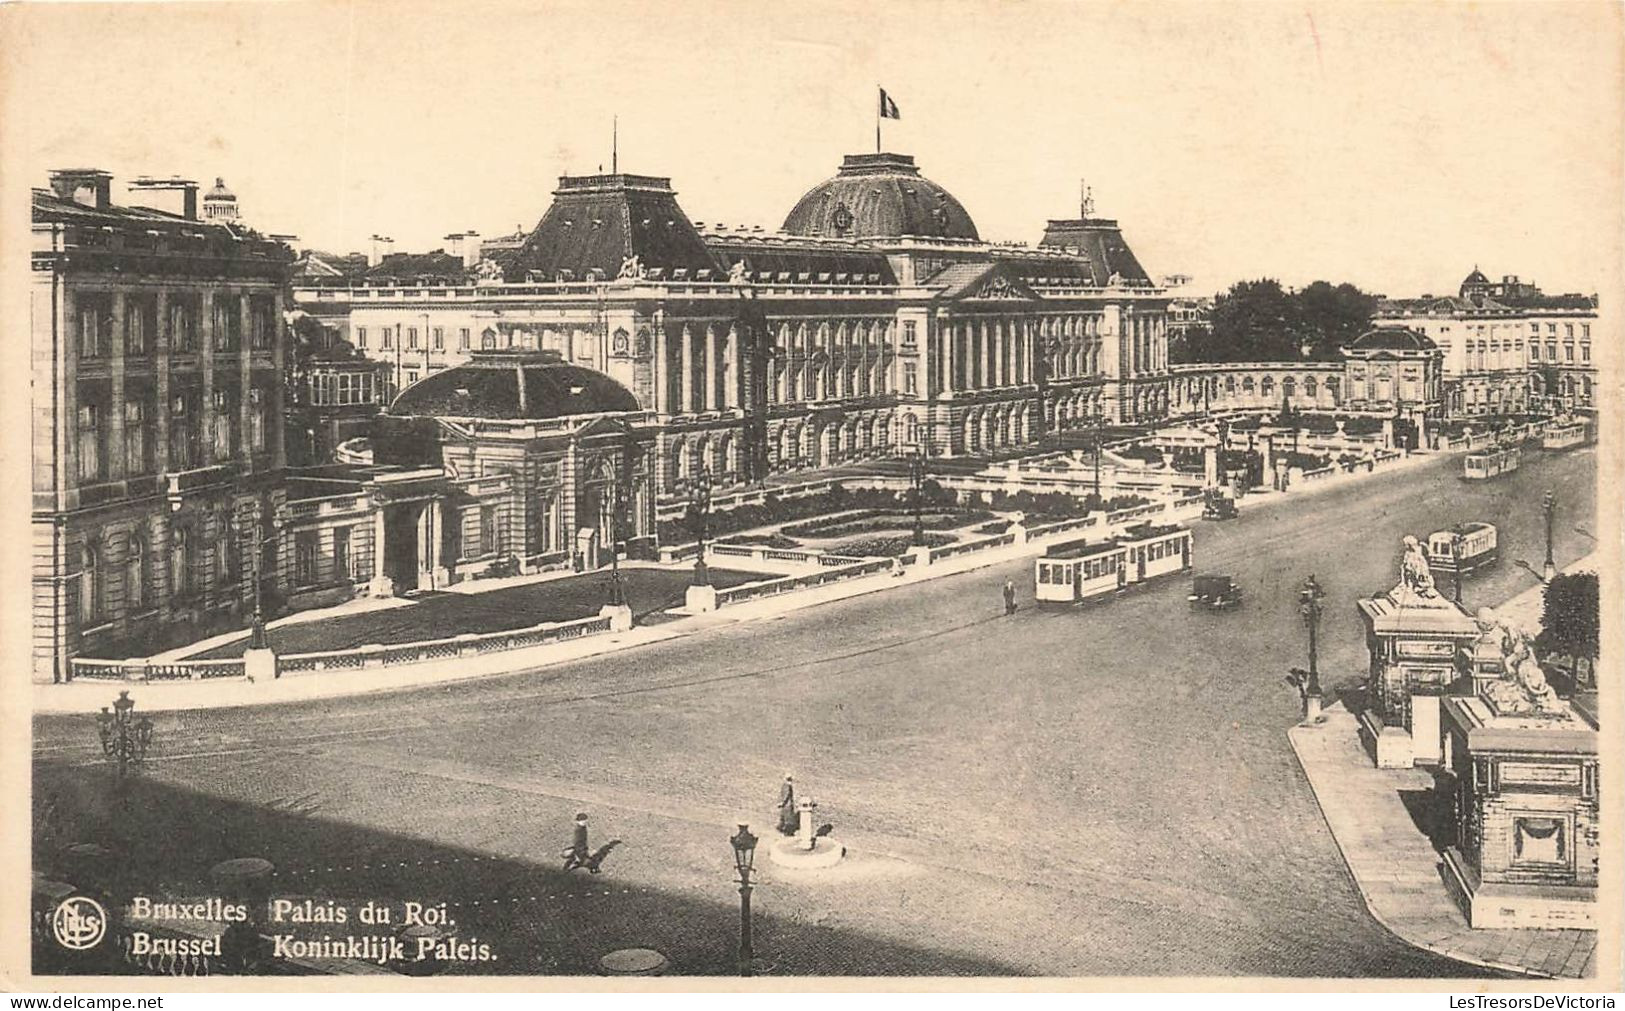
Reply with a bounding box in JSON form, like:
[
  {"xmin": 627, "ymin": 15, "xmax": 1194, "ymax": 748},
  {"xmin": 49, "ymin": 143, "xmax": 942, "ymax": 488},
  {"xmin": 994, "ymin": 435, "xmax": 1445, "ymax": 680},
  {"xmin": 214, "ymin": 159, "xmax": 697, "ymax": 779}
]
[
  {"xmin": 248, "ymin": 506, "xmax": 283, "ymax": 651},
  {"xmin": 606, "ymin": 470, "xmax": 626, "ymax": 608},
  {"xmin": 1295, "ymin": 575, "xmax": 1326, "ymax": 723},
  {"xmin": 96, "ymin": 691, "xmax": 153, "ymax": 781},
  {"xmin": 1542, "ymin": 489, "xmax": 1557, "ymax": 581},
  {"xmin": 908, "ymin": 447, "xmax": 926, "ymax": 547},
  {"xmin": 1451, "ymin": 531, "xmax": 1464, "ymax": 603},
  {"xmin": 729, "ymin": 823, "xmax": 758, "ymax": 977},
  {"xmin": 690, "ymin": 466, "xmax": 713, "ymax": 588}
]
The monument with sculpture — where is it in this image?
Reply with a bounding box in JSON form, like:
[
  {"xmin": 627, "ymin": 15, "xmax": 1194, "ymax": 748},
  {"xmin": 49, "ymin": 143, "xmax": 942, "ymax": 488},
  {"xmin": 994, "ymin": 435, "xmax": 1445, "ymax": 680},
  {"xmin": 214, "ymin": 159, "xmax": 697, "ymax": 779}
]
[
  {"xmin": 1355, "ymin": 534, "xmax": 1479, "ymax": 768},
  {"xmin": 1438, "ymin": 606, "xmax": 1599, "ymax": 929}
]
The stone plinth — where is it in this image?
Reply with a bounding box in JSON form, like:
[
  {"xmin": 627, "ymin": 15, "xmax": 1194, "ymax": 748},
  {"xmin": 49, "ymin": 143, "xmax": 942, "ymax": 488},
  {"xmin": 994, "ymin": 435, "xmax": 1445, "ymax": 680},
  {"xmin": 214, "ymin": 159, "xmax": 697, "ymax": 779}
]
[
  {"xmin": 908, "ymin": 545, "xmax": 932, "ymax": 568},
  {"xmin": 243, "ymin": 648, "xmax": 277, "ymax": 681},
  {"xmin": 1356, "ymin": 585, "xmax": 1478, "ymax": 767},
  {"xmin": 768, "ymin": 836, "xmax": 846, "ymax": 869},
  {"xmin": 598, "ymin": 603, "xmax": 633, "ymax": 632},
  {"xmin": 685, "ymin": 584, "xmax": 717, "ymax": 613},
  {"xmin": 1439, "ymin": 694, "xmax": 1598, "ymax": 930}
]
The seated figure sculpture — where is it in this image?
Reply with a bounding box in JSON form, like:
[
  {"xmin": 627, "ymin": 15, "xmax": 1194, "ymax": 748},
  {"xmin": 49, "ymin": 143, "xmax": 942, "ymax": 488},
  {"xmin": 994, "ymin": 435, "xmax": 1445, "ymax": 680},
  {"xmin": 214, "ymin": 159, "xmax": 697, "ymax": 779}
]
[{"xmin": 1397, "ymin": 535, "xmax": 1439, "ymax": 600}]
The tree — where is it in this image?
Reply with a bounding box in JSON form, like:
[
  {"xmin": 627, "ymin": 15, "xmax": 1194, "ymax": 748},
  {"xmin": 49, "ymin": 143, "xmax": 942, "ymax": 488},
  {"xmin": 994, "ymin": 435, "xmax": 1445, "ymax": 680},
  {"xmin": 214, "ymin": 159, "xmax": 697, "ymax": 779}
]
[
  {"xmin": 1535, "ymin": 571, "xmax": 1599, "ymax": 689},
  {"xmin": 1196, "ymin": 278, "xmax": 1379, "ymax": 364}
]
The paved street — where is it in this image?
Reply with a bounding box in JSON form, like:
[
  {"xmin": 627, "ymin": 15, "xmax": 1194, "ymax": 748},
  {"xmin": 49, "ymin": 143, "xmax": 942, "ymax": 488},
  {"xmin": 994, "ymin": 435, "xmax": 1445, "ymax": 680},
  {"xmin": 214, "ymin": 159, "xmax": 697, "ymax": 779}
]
[{"xmin": 34, "ymin": 448, "xmax": 1595, "ymax": 977}]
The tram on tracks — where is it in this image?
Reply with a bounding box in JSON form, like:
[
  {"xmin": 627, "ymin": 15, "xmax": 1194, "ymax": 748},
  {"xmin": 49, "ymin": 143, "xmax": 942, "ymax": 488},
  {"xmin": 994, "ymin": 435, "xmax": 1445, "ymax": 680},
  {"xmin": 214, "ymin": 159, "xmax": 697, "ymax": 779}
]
[
  {"xmin": 1462, "ymin": 444, "xmax": 1520, "ymax": 480},
  {"xmin": 1542, "ymin": 419, "xmax": 1589, "ymax": 451},
  {"xmin": 1425, "ymin": 522, "xmax": 1499, "ymax": 577},
  {"xmin": 1034, "ymin": 523, "xmax": 1193, "ymax": 604}
]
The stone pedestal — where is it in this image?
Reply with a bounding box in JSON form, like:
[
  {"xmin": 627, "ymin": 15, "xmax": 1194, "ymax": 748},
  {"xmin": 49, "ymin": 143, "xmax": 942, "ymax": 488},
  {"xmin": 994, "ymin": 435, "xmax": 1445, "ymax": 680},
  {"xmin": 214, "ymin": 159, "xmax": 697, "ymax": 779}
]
[
  {"xmin": 243, "ymin": 648, "xmax": 277, "ymax": 681},
  {"xmin": 1303, "ymin": 693, "xmax": 1323, "ymax": 724},
  {"xmin": 768, "ymin": 835, "xmax": 846, "ymax": 869},
  {"xmin": 1356, "ymin": 584, "xmax": 1479, "ymax": 767},
  {"xmin": 367, "ymin": 575, "xmax": 394, "ymax": 598},
  {"xmin": 685, "ymin": 584, "xmax": 717, "ymax": 613},
  {"xmin": 1439, "ymin": 694, "xmax": 1598, "ymax": 930},
  {"xmin": 598, "ymin": 603, "xmax": 633, "ymax": 632},
  {"xmin": 908, "ymin": 545, "xmax": 932, "ymax": 568}
]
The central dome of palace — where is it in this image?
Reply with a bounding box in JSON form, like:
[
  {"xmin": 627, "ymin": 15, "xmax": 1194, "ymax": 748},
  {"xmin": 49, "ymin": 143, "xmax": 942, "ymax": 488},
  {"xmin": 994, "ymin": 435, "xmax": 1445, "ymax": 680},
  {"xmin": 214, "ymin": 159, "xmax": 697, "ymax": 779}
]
[{"xmin": 781, "ymin": 153, "xmax": 980, "ymax": 242}]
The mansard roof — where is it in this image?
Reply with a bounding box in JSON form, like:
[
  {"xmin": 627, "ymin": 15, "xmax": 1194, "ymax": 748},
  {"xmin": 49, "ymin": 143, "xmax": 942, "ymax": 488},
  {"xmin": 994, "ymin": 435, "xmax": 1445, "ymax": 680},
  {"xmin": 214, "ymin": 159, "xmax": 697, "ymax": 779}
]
[{"xmin": 507, "ymin": 173, "xmax": 722, "ymax": 282}]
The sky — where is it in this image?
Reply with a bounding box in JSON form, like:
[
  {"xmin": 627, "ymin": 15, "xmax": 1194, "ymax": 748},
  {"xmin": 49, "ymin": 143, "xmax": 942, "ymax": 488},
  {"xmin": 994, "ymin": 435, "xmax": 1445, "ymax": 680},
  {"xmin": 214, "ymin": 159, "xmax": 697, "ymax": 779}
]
[{"xmin": 5, "ymin": 0, "xmax": 1622, "ymax": 298}]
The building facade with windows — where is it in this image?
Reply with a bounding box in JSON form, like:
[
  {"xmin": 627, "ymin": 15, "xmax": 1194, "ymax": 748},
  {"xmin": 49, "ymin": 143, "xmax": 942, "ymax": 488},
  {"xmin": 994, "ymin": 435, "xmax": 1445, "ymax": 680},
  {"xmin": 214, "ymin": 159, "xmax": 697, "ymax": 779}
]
[
  {"xmin": 1373, "ymin": 269, "xmax": 1598, "ymax": 416},
  {"xmin": 31, "ymin": 170, "xmax": 293, "ymax": 682},
  {"xmin": 296, "ymin": 151, "xmax": 1173, "ymax": 499}
]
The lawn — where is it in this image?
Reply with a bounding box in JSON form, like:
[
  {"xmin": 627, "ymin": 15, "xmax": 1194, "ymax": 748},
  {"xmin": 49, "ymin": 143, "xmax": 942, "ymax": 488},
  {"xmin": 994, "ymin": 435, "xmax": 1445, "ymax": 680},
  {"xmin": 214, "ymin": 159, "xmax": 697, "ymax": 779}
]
[{"xmin": 190, "ymin": 567, "xmax": 777, "ymax": 659}]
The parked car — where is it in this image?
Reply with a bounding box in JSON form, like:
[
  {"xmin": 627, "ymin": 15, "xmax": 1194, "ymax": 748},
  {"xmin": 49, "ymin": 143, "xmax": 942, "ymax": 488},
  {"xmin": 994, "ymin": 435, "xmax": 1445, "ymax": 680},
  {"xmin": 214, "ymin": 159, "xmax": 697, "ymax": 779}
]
[{"xmin": 1188, "ymin": 574, "xmax": 1243, "ymax": 611}]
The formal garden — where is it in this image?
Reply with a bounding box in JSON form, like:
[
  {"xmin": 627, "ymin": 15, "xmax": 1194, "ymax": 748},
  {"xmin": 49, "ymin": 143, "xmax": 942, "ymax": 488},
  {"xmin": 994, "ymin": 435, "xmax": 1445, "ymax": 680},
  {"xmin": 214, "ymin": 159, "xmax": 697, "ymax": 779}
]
[{"xmin": 695, "ymin": 482, "xmax": 1154, "ymax": 558}]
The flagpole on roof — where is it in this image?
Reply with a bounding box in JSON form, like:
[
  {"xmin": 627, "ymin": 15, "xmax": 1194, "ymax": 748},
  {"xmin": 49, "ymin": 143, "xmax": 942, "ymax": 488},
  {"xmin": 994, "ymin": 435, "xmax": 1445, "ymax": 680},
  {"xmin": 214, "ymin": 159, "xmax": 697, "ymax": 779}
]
[{"xmin": 876, "ymin": 85, "xmax": 881, "ymax": 153}]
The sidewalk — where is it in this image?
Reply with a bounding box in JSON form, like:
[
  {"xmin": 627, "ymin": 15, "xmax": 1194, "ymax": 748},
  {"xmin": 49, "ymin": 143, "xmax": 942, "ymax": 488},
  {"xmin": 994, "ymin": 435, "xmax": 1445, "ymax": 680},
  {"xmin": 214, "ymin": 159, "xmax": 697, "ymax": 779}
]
[{"xmin": 1289, "ymin": 707, "xmax": 1596, "ymax": 979}]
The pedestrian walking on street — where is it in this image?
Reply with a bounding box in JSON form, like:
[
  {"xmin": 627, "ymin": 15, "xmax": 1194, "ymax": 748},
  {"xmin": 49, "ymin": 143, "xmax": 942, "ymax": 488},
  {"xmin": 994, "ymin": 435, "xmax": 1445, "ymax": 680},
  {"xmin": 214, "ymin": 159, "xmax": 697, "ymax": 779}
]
[
  {"xmin": 562, "ymin": 812, "xmax": 621, "ymax": 873},
  {"xmin": 777, "ymin": 774, "xmax": 798, "ymax": 836},
  {"xmin": 1003, "ymin": 579, "xmax": 1018, "ymax": 615}
]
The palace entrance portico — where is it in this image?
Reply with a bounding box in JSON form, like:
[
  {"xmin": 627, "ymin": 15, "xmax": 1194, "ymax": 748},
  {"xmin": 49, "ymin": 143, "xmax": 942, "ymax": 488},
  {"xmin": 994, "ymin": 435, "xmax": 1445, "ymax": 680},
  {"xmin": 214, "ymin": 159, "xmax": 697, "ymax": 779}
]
[{"xmin": 369, "ymin": 469, "xmax": 450, "ymax": 597}]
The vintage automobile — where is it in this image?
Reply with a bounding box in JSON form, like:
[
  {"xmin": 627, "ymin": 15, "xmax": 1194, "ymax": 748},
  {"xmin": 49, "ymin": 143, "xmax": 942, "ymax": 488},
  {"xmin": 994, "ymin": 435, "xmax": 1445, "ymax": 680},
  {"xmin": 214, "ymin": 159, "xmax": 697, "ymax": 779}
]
[
  {"xmin": 1188, "ymin": 574, "xmax": 1243, "ymax": 611},
  {"xmin": 1202, "ymin": 486, "xmax": 1238, "ymax": 521}
]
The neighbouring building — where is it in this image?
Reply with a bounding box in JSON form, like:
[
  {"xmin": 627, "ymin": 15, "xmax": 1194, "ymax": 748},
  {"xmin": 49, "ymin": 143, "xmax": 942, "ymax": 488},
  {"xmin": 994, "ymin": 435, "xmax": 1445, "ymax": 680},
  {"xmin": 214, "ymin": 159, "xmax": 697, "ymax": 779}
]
[
  {"xmin": 295, "ymin": 150, "xmax": 1174, "ymax": 500},
  {"xmin": 1374, "ymin": 269, "xmax": 1599, "ymax": 417},
  {"xmin": 31, "ymin": 169, "xmax": 293, "ymax": 682}
]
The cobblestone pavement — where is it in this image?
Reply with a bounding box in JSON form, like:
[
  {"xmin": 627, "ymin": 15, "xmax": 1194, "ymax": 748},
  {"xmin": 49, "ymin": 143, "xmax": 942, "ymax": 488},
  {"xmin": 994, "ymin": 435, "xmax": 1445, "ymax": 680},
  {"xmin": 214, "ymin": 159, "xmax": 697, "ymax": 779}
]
[{"xmin": 34, "ymin": 448, "xmax": 1595, "ymax": 977}]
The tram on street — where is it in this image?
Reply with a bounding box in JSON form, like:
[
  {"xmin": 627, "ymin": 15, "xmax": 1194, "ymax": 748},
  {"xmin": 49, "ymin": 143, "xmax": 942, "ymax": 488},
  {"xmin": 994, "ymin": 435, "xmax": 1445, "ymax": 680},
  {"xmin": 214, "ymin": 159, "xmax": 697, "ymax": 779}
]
[
  {"xmin": 1462, "ymin": 445, "xmax": 1520, "ymax": 480},
  {"xmin": 1034, "ymin": 523, "xmax": 1193, "ymax": 604},
  {"xmin": 1425, "ymin": 522, "xmax": 1499, "ymax": 576},
  {"xmin": 1542, "ymin": 419, "xmax": 1589, "ymax": 451}
]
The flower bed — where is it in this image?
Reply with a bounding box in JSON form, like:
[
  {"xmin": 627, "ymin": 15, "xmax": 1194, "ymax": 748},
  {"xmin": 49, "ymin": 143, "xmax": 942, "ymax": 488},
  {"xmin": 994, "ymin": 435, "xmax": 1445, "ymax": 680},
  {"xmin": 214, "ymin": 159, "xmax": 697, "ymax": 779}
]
[
  {"xmin": 656, "ymin": 481, "xmax": 958, "ymax": 543},
  {"xmin": 786, "ymin": 508, "xmax": 992, "ymax": 539},
  {"xmin": 718, "ymin": 533, "xmax": 803, "ymax": 549},
  {"xmin": 828, "ymin": 532, "xmax": 955, "ymax": 558}
]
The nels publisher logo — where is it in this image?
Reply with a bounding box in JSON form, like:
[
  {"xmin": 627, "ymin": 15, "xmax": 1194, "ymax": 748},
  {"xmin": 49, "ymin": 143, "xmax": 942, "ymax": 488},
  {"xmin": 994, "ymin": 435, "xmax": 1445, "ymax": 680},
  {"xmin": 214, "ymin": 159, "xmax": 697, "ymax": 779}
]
[{"xmin": 51, "ymin": 896, "xmax": 108, "ymax": 950}]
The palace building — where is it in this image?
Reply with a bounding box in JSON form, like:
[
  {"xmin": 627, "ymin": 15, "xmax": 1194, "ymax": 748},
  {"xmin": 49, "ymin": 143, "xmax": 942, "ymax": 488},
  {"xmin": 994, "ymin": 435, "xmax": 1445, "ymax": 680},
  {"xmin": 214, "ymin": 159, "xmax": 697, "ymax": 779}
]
[
  {"xmin": 1374, "ymin": 269, "xmax": 1598, "ymax": 416},
  {"xmin": 31, "ymin": 170, "xmax": 292, "ymax": 682},
  {"xmin": 296, "ymin": 151, "xmax": 1174, "ymax": 500}
]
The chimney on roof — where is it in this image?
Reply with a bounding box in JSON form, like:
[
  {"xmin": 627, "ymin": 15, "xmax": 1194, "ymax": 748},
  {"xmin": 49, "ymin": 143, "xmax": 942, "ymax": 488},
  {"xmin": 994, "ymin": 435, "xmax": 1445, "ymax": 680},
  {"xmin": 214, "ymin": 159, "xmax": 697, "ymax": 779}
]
[
  {"xmin": 127, "ymin": 176, "xmax": 199, "ymax": 220},
  {"xmin": 460, "ymin": 230, "xmax": 480, "ymax": 268},
  {"xmin": 50, "ymin": 169, "xmax": 114, "ymax": 210},
  {"xmin": 368, "ymin": 234, "xmax": 394, "ymax": 267}
]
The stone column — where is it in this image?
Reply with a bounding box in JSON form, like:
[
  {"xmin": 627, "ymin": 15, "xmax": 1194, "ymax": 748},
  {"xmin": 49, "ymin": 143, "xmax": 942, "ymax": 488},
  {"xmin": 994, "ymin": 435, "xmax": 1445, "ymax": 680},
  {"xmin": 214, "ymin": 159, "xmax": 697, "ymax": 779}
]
[
  {"xmin": 723, "ymin": 325, "xmax": 738, "ymax": 412},
  {"xmin": 153, "ymin": 291, "xmax": 170, "ymax": 474},
  {"xmin": 1204, "ymin": 438, "xmax": 1219, "ymax": 487},
  {"xmin": 706, "ymin": 325, "xmax": 722, "ymax": 413},
  {"xmin": 108, "ymin": 292, "xmax": 127, "ymax": 480},
  {"xmin": 680, "ymin": 325, "xmax": 695, "ymax": 414},
  {"xmin": 369, "ymin": 506, "xmax": 390, "ymax": 596},
  {"xmin": 652, "ymin": 321, "xmax": 668, "ymax": 416},
  {"xmin": 239, "ymin": 294, "xmax": 254, "ymax": 469},
  {"xmin": 199, "ymin": 291, "xmax": 216, "ymax": 465}
]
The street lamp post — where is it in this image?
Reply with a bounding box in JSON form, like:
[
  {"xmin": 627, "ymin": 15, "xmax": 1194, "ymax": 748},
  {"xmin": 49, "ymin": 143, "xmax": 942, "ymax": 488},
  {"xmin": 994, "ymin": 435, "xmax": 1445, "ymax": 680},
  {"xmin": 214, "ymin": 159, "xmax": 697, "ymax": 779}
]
[
  {"xmin": 1542, "ymin": 489, "xmax": 1556, "ymax": 581},
  {"xmin": 729, "ymin": 823, "xmax": 758, "ymax": 977},
  {"xmin": 908, "ymin": 447, "xmax": 926, "ymax": 547},
  {"xmin": 96, "ymin": 691, "xmax": 153, "ymax": 781},
  {"xmin": 1091, "ymin": 414, "xmax": 1103, "ymax": 501},
  {"xmin": 606, "ymin": 472, "xmax": 626, "ymax": 607},
  {"xmin": 1298, "ymin": 575, "xmax": 1326, "ymax": 722},
  {"xmin": 690, "ymin": 467, "xmax": 713, "ymax": 588},
  {"xmin": 249, "ymin": 506, "xmax": 282, "ymax": 651},
  {"xmin": 1451, "ymin": 532, "xmax": 1464, "ymax": 603}
]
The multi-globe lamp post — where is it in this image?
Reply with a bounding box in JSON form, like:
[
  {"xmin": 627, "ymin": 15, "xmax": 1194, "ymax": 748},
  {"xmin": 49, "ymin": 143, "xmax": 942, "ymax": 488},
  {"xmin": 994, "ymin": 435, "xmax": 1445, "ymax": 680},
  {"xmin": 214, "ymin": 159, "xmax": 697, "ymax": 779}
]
[
  {"xmin": 1296, "ymin": 574, "xmax": 1326, "ymax": 723},
  {"xmin": 729, "ymin": 823, "xmax": 758, "ymax": 976},
  {"xmin": 908, "ymin": 447, "xmax": 926, "ymax": 547},
  {"xmin": 690, "ymin": 466, "xmax": 713, "ymax": 588},
  {"xmin": 96, "ymin": 690, "xmax": 153, "ymax": 782},
  {"xmin": 1542, "ymin": 489, "xmax": 1557, "ymax": 581}
]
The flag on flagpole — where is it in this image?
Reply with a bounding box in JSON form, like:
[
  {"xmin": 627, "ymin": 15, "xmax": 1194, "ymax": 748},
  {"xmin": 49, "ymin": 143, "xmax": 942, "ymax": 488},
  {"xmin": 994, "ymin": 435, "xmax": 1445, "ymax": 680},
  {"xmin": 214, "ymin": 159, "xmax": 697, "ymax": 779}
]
[{"xmin": 878, "ymin": 88, "xmax": 901, "ymax": 120}]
